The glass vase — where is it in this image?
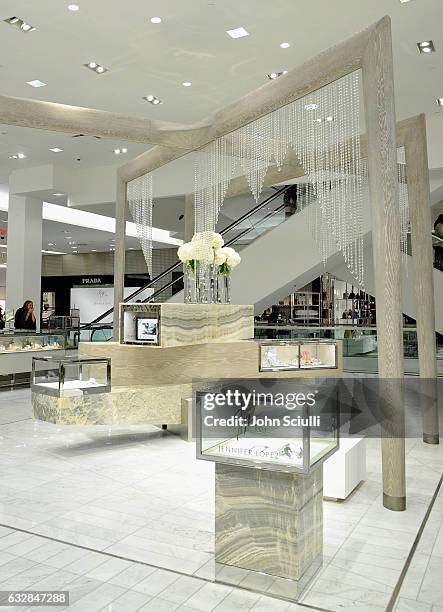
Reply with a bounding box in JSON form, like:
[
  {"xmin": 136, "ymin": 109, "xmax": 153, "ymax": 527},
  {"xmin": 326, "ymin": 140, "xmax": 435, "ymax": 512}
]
[
  {"xmin": 217, "ymin": 274, "xmax": 231, "ymax": 304},
  {"xmin": 184, "ymin": 265, "xmax": 197, "ymax": 304},
  {"xmin": 196, "ymin": 262, "xmax": 216, "ymax": 304}
]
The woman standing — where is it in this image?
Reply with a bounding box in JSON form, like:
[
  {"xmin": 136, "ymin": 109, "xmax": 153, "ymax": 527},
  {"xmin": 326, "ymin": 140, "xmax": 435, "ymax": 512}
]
[{"xmin": 14, "ymin": 300, "xmax": 36, "ymax": 330}]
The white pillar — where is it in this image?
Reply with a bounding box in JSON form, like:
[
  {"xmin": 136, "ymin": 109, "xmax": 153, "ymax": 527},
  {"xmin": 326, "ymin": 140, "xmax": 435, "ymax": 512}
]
[{"xmin": 6, "ymin": 195, "xmax": 43, "ymax": 329}]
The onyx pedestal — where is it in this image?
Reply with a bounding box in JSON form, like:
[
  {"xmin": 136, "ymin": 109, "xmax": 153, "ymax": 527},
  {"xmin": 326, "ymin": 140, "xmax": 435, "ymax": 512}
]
[{"xmin": 214, "ymin": 463, "xmax": 323, "ymax": 599}]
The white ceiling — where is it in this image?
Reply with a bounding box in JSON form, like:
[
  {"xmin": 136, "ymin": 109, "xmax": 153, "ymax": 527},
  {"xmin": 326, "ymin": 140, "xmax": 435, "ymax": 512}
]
[
  {"xmin": 1, "ymin": 0, "xmax": 443, "ymax": 260},
  {"xmin": 1, "ymin": 0, "xmax": 443, "ymax": 166}
]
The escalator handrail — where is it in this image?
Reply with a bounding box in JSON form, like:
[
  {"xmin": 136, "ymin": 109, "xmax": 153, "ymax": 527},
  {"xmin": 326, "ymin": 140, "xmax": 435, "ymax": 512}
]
[{"xmin": 82, "ymin": 185, "xmax": 291, "ymax": 328}]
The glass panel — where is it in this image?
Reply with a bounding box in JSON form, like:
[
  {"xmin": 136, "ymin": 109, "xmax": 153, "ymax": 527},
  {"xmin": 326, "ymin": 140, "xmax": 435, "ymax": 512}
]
[{"xmin": 300, "ymin": 342, "xmax": 336, "ymax": 369}]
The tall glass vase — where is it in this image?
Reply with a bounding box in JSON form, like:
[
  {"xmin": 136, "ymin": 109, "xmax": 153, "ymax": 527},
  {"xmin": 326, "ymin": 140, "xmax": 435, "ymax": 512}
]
[
  {"xmin": 184, "ymin": 265, "xmax": 197, "ymax": 304},
  {"xmin": 196, "ymin": 262, "xmax": 216, "ymax": 303},
  {"xmin": 217, "ymin": 273, "xmax": 231, "ymax": 304}
]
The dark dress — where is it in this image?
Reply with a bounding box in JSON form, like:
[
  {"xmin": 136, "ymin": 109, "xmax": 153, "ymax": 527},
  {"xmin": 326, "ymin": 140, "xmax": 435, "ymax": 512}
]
[{"xmin": 14, "ymin": 308, "xmax": 36, "ymax": 330}]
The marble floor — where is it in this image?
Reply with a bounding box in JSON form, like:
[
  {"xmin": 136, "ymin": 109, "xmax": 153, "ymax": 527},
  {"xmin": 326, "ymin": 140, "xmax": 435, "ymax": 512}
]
[{"xmin": 0, "ymin": 388, "xmax": 441, "ymax": 611}]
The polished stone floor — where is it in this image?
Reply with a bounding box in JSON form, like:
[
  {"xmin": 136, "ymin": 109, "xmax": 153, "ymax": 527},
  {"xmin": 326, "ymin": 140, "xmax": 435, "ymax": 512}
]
[{"xmin": 0, "ymin": 388, "xmax": 442, "ymax": 611}]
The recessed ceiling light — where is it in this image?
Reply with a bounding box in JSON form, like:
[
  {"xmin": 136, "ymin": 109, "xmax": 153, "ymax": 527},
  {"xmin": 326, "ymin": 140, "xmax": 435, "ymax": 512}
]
[
  {"xmin": 267, "ymin": 70, "xmax": 288, "ymax": 80},
  {"xmin": 313, "ymin": 118, "xmax": 323, "ymax": 123},
  {"xmin": 9, "ymin": 153, "xmax": 26, "ymax": 159},
  {"xmin": 150, "ymin": 17, "xmax": 162, "ymax": 24},
  {"xmin": 91, "ymin": 249, "xmax": 97, "ymax": 252},
  {"xmin": 437, "ymin": 98, "xmax": 443, "ymax": 106},
  {"xmin": 226, "ymin": 27, "xmax": 249, "ymax": 39},
  {"xmin": 27, "ymin": 79, "xmax": 46, "ymax": 88},
  {"xmin": 326, "ymin": 116, "xmax": 334, "ymax": 122},
  {"xmin": 47, "ymin": 243, "xmax": 55, "ymax": 246},
  {"xmin": 129, "ymin": 247, "xmax": 135, "ymax": 250},
  {"xmin": 4, "ymin": 17, "xmax": 36, "ymax": 33},
  {"xmin": 399, "ymin": 0, "xmax": 413, "ymax": 3},
  {"xmin": 121, "ymin": 147, "xmax": 127, "ymax": 153},
  {"xmin": 182, "ymin": 81, "xmax": 192, "ymax": 87},
  {"xmin": 280, "ymin": 42, "xmax": 291, "ymax": 49},
  {"xmin": 68, "ymin": 4, "xmax": 80, "ymax": 11},
  {"xmin": 417, "ymin": 40, "xmax": 435, "ymax": 54},
  {"xmin": 84, "ymin": 62, "xmax": 108, "ymax": 74},
  {"xmin": 305, "ymin": 103, "xmax": 319, "ymax": 110},
  {"xmin": 114, "ymin": 148, "xmax": 121, "ymax": 155},
  {"xmin": 49, "ymin": 147, "xmax": 63, "ymax": 153},
  {"xmin": 53, "ymin": 193, "xmax": 65, "ymax": 197},
  {"xmin": 143, "ymin": 95, "xmax": 162, "ymax": 105}
]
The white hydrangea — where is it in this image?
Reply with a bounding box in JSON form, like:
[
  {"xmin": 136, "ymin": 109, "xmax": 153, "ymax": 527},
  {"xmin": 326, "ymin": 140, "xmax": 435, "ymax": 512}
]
[
  {"xmin": 214, "ymin": 248, "xmax": 228, "ymax": 265},
  {"xmin": 177, "ymin": 242, "xmax": 194, "ymax": 263},
  {"xmin": 192, "ymin": 239, "xmax": 215, "ymax": 264},
  {"xmin": 221, "ymin": 246, "xmax": 241, "ymax": 268},
  {"xmin": 212, "ymin": 233, "xmax": 224, "ymax": 249}
]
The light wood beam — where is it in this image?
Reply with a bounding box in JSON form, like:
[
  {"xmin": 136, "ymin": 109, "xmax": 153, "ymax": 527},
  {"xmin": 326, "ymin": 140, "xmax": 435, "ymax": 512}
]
[{"xmin": 0, "ymin": 94, "xmax": 210, "ymax": 149}]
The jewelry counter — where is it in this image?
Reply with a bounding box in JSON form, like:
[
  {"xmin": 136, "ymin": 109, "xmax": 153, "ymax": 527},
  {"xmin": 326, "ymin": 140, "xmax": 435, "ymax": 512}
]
[
  {"xmin": 0, "ymin": 332, "xmax": 67, "ymax": 386},
  {"xmin": 196, "ymin": 380, "xmax": 340, "ymax": 599}
]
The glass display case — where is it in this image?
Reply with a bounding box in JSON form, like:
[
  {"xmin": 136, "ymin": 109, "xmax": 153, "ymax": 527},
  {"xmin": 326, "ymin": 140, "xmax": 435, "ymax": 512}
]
[
  {"xmin": 0, "ymin": 332, "xmax": 66, "ymax": 354},
  {"xmin": 196, "ymin": 380, "xmax": 339, "ymax": 474},
  {"xmin": 259, "ymin": 340, "xmax": 338, "ymax": 372},
  {"xmin": 32, "ymin": 355, "xmax": 111, "ymax": 398}
]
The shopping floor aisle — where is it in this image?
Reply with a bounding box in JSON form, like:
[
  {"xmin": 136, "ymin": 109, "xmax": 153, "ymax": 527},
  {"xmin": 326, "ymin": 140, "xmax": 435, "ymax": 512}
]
[{"xmin": 0, "ymin": 389, "xmax": 442, "ymax": 611}]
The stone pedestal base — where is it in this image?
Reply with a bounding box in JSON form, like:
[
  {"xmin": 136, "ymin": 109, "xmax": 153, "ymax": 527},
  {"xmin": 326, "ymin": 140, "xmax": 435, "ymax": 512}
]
[{"xmin": 215, "ymin": 463, "xmax": 323, "ymax": 587}]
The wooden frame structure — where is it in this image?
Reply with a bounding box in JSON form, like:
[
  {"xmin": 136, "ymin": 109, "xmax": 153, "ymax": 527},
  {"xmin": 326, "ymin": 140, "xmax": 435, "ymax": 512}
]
[{"xmin": 0, "ymin": 16, "xmax": 439, "ymax": 508}]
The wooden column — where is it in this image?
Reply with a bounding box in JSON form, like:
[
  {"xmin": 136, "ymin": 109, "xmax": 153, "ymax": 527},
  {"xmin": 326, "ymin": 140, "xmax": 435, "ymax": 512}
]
[
  {"xmin": 403, "ymin": 115, "xmax": 439, "ymax": 444},
  {"xmin": 113, "ymin": 173, "xmax": 126, "ymax": 340},
  {"xmin": 362, "ymin": 18, "xmax": 406, "ymax": 510}
]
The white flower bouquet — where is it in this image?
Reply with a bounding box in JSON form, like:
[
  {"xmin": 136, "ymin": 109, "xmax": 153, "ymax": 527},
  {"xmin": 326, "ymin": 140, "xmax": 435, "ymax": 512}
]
[{"xmin": 177, "ymin": 232, "xmax": 240, "ymax": 276}]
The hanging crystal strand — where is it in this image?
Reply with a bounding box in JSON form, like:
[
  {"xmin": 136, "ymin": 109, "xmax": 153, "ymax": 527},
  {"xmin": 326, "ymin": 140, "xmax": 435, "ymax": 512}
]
[
  {"xmin": 128, "ymin": 173, "xmax": 153, "ymax": 277},
  {"xmin": 397, "ymin": 146, "xmax": 410, "ymax": 274}
]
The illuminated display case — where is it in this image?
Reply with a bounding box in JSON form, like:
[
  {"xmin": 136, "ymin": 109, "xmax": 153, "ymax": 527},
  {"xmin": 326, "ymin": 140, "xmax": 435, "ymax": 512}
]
[
  {"xmin": 32, "ymin": 355, "xmax": 111, "ymax": 398},
  {"xmin": 0, "ymin": 332, "xmax": 66, "ymax": 354},
  {"xmin": 120, "ymin": 304, "xmax": 160, "ymax": 346},
  {"xmin": 259, "ymin": 340, "xmax": 338, "ymax": 372},
  {"xmin": 196, "ymin": 380, "xmax": 339, "ymax": 474}
]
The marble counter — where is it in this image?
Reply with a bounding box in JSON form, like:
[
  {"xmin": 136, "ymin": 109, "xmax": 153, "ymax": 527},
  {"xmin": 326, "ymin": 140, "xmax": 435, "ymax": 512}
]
[
  {"xmin": 32, "ymin": 383, "xmax": 190, "ymax": 426},
  {"xmin": 215, "ymin": 463, "xmax": 323, "ymax": 583},
  {"xmin": 120, "ymin": 303, "xmax": 254, "ymax": 347}
]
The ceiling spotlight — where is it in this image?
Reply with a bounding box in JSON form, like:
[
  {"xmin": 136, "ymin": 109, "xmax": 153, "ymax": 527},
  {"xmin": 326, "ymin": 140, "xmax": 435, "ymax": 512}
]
[
  {"xmin": 49, "ymin": 147, "xmax": 63, "ymax": 153},
  {"xmin": 437, "ymin": 98, "xmax": 443, "ymax": 106},
  {"xmin": 150, "ymin": 17, "xmax": 162, "ymax": 24},
  {"xmin": 27, "ymin": 79, "xmax": 46, "ymax": 88},
  {"xmin": 226, "ymin": 27, "xmax": 249, "ymax": 39},
  {"xmin": 53, "ymin": 193, "xmax": 65, "ymax": 197},
  {"xmin": 84, "ymin": 62, "xmax": 108, "ymax": 74},
  {"xmin": 114, "ymin": 148, "xmax": 121, "ymax": 155},
  {"xmin": 313, "ymin": 118, "xmax": 323, "ymax": 124},
  {"xmin": 4, "ymin": 16, "xmax": 36, "ymax": 32},
  {"xmin": 143, "ymin": 95, "xmax": 162, "ymax": 105},
  {"xmin": 47, "ymin": 243, "xmax": 55, "ymax": 247},
  {"xmin": 91, "ymin": 249, "xmax": 97, "ymax": 252},
  {"xmin": 9, "ymin": 153, "xmax": 26, "ymax": 159},
  {"xmin": 121, "ymin": 147, "xmax": 127, "ymax": 153},
  {"xmin": 280, "ymin": 42, "xmax": 291, "ymax": 49},
  {"xmin": 417, "ymin": 40, "xmax": 435, "ymax": 54},
  {"xmin": 182, "ymin": 81, "xmax": 192, "ymax": 87},
  {"xmin": 267, "ymin": 71, "xmax": 287, "ymax": 80},
  {"xmin": 399, "ymin": 0, "xmax": 413, "ymax": 3},
  {"xmin": 326, "ymin": 116, "xmax": 334, "ymax": 122},
  {"xmin": 68, "ymin": 4, "xmax": 80, "ymax": 11},
  {"xmin": 305, "ymin": 103, "xmax": 319, "ymax": 110}
]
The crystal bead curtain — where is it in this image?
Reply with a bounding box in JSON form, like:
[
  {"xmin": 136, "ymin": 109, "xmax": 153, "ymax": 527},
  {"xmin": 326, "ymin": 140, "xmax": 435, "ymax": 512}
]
[
  {"xmin": 194, "ymin": 70, "xmax": 365, "ymax": 287},
  {"xmin": 127, "ymin": 173, "xmax": 153, "ymax": 276},
  {"xmin": 397, "ymin": 146, "xmax": 410, "ymax": 270}
]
